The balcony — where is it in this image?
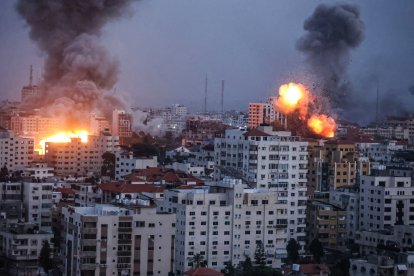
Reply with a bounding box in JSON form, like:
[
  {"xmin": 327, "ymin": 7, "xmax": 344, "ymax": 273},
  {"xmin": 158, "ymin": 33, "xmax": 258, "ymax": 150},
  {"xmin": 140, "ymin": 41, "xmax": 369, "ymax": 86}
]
[
  {"xmin": 117, "ymin": 251, "xmax": 132, "ymax": 256},
  {"xmin": 82, "ymin": 228, "xmax": 97, "ymax": 234},
  {"xmin": 118, "ymin": 227, "xmax": 132, "ymax": 233},
  {"xmin": 118, "ymin": 239, "xmax": 131, "ymax": 244},
  {"xmin": 117, "ymin": 263, "xmax": 131, "ymax": 269}
]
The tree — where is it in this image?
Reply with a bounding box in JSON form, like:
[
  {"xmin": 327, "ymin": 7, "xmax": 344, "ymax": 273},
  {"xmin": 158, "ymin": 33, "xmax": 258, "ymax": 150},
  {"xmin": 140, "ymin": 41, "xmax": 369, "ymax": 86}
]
[
  {"xmin": 309, "ymin": 238, "xmax": 324, "ymax": 263},
  {"xmin": 254, "ymin": 241, "xmax": 266, "ymax": 267},
  {"xmin": 286, "ymin": 238, "xmax": 300, "ymax": 264},
  {"xmin": 0, "ymin": 165, "xmax": 9, "ymax": 181},
  {"xmin": 223, "ymin": 261, "xmax": 236, "ymax": 276},
  {"xmin": 39, "ymin": 240, "xmax": 53, "ymax": 273},
  {"xmin": 241, "ymin": 256, "xmax": 254, "ymax": 276},
  {"xmin": 191, "ymin": 253, "xmax": 205, "ymax": 268},
  {"xmin": 101, "ymin": 152, "xmax": 116, "ymax": 178}
]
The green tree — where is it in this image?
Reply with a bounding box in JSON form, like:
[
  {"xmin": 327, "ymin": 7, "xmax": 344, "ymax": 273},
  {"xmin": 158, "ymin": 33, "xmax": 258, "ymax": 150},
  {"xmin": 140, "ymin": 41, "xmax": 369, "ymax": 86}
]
[
  {"xmin": 286, "ymin": 238, "xmax": 300, "ymax": 264},
  {"xmin": 309, "ymin": 238, "xmax": 324, "ymax": 263},
  {"xmin": 223, "ymin": 261, "xmax": 236, "ymax": 276},
  {"xmin": 191, "ymin": 253, "xmax": 205, "ymax": 268},
  {"xmin": 39, "ymin": 240, "xmax": 53, "ymax": 273},
  {"xmin": 254, "ymin": 241, "xmax": 266, "ymax": 267},
  {"xmin": 241, "ymin": 256, "xmax": 254, "ymax": 276}
]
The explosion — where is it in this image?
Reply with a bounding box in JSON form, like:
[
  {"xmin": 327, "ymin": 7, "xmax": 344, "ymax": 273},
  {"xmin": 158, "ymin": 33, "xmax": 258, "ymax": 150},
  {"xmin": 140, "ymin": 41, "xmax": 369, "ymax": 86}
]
[
  {"xmin": 275, "ymin": 83, "xmax": 313, "ymax": 119},
  {"xmin": 37, "ymin": 130, "xmax": 89, "ymax": 155},
  {"xmin": 274, "ymin": 82, "xmax": 337, "ymax": 138},
  {"xmin": 307, "ymin": 114, "xmax": 336, "ymax": 138}
]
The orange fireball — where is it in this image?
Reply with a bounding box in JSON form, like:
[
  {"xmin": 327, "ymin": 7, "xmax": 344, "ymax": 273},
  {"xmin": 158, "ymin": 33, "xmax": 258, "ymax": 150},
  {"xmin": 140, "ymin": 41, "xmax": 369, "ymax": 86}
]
[
  {"xmin": 307, "ymin": 114, "xmax": 336, "ymax": 138},
  {"xmin": 274, "ymin": 82, "xmax": 313, "ymax": 119}
]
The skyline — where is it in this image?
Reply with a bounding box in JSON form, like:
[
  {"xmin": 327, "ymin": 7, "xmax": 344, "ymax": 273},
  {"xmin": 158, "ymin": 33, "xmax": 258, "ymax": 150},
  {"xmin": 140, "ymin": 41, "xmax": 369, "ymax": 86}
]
[{"xmin": 1, "ymin": 1, "xmax": 414, "ymax": 124}]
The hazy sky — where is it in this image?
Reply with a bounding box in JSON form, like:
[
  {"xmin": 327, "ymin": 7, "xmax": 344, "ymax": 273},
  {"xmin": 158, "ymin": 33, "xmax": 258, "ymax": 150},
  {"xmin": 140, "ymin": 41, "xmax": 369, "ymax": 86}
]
[{"xmin": 1, "ymin": 0, "xmax": 414, "ymax": 121}]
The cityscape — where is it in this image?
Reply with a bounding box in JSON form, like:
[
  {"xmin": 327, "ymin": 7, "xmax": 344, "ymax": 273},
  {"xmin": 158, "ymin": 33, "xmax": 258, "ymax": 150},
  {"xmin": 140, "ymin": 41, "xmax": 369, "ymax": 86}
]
[{"xmin": 0, "ymin": 1, "xmax": 414, "ymax": 276}]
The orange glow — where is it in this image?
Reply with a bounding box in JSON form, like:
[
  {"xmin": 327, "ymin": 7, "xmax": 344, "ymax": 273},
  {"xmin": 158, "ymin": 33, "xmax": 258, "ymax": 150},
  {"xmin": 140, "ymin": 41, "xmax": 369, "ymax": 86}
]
[
  {"xmin": 36, "ymin": 130, "xmax": 89, "ymax": 155},
  {"xmin": 307, "ymin": 114, "xmax": 337, "ymax": 138},
  {"xmin": 275, "ymin": 82, "xmax": 313, "ymax": 119}
]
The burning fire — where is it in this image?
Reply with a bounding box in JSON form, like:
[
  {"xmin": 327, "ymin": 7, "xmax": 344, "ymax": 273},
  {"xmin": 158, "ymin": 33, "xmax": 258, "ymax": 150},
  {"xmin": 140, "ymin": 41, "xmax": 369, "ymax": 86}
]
[
  {"xmin": 274, "ymin": 82, "xmax": 337, "ymax": 138},
  {"xmin": 307, "ymin": 114, "xmax": 336, "ymax": 138},
  {"xmin": 37, "ymin": 130, "xmax": 89, "ymax": 155},
  {"xmin": 275, "ymin": 83, "xmax": 313, "ymax": 119}
]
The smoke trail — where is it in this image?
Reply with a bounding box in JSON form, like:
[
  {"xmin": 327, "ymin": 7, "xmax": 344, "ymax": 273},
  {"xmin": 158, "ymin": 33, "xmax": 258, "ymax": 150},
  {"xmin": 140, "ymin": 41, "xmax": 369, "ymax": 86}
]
[
  {"xmin": 297, "ymin": 4, "xmax": 364, "ymax": 109},
  {"xmin": 16, "ymin": 0, "xmax": 135, "ymax": 128}
]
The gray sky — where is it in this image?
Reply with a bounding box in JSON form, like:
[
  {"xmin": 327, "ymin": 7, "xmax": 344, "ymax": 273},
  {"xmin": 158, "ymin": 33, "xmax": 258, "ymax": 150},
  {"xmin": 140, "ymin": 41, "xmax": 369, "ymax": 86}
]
[{"xmin": 1, "ymin": 0, "xmax": 414, "ymax": 122}]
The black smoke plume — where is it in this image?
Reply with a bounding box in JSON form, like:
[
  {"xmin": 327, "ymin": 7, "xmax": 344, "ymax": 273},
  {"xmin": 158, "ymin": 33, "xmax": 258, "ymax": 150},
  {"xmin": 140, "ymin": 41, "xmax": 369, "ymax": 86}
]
[
  {"xmin": 297, "ymin": 4, "xmax": 364, "ymax": 110},
  {"xmin": 16, "ymin": 0, "xmax": 135, "ymax": 128}
]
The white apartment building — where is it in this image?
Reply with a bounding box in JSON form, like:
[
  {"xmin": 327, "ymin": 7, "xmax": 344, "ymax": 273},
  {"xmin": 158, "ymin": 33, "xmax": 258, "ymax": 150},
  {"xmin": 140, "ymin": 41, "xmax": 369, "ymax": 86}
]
[
  {"xmin": 62, "ymin": 204, "xmax": 176, "ymax": 276},
  {"xmin": 45, "ymin": 134, "xmax": 119, "ymax": 176},
  {"xmin": 24, "ymin": 162, "xmax": 54, "ymax": 180},
  {"xmin": 23, "ymin": 182, "xmax": 54, "ymax": 231},
  {"xmin": 359, "ymin": 175, "xmax": 414, "ymax": 231},
  {"xmin": 0, "ymin": 128, "xmax": 34, "ymax": 172},
  {"xmin": 0, "ymin": 182, "xmax": 23, "ymax": 222},
  {"xmin": 214, "ymin": 126, "xmax": 308, "ymax": 248},
  {"xmin": 357, "ymin": 141, "xmax": 406, "ymax": 163},
  {"xmin": 0, "ymin": 224, "xmax": 53, "ymax": 275},
  {"xmin": 329, "ymin": 189, "xmax": 359, "ymax": 240},
  {"xmin": 188, "ymin": 144, "xmax": 215, "ymax": 172},
  {"xmin": 170, "ymin": 104, "xmax": 188, "ymax": 117},
  {"xmin": 166, "ymin": 162, "xmax": 205, "ymax": 177},
  {"xmin": 115, "ymin": 151, "xmax": 158, "ymax": 180},
  {"xmin": 158, "ymin": 179, "xmax": 289, "ymax": 275}
]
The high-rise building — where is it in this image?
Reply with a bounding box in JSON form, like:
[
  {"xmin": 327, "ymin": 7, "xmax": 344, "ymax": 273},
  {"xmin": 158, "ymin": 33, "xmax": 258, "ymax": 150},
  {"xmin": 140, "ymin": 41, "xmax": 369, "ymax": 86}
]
[
  {"xmin": 214, "ymin": 126, "xmax": 308, "ymax": 250},
  {"xmin": 62, "ymin": 204, "xmax": 176, "ymax": 276},
  {"xmin": 112, "ymin": 109, "xmax": 133, "ymax": 138},
  {"xmin": 23, "ymin": 181, "xmax": 54, "ymax": 231},
  {"xmin": 307, "ymin": 200, "xmax": 347, "ymax": 251},
  {"xmin": 359, "ymin": 174, "xmax": 414, "ymax": 231},
  {"xmin": 0, "ymin": 128, "xmax": 34, "ymax": 172},
  {"xmin": 158, "ymin": 179, "xmax": 288, "ymax": 274},
  {"xmin": 248, "ymin": 97, "xmax": 286, "ymax": 129},
  {"xmin": 90, "ymin": 114, "xmax": 111, "ymax": 135}
]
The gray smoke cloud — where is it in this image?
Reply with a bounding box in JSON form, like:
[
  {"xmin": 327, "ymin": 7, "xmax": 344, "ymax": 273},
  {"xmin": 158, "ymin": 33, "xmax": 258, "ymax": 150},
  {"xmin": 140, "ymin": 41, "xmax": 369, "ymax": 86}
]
[
  {"xmin": 297, "ymin": 4, "xmax": 364, "ymax": 111},
  {"xmin": 16, "ymin": 0, "xmax": 135, "ymax": 128}
]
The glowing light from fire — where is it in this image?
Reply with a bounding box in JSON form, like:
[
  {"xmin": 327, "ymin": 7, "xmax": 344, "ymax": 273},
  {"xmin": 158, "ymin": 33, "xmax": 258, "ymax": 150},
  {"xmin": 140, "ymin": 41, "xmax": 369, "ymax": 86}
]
[
  {"xmin": 275, "ymin": 82, "xmax": 313, "ymax": 119},
  {"xmin": 274, "ymin": 82, "xmax": 337, "ymax": 138},
  {"xmin": 307, "ymin": 114, "xmax": 337, "ymax": 138},
  {"xmin": 37, "ymin": 130, "xmax": 89, "ymax": 155}
]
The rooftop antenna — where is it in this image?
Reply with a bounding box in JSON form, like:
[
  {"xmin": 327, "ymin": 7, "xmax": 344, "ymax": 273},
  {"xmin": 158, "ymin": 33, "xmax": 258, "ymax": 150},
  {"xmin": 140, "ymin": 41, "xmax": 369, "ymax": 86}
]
[
  {"xmin": 221, "ymin": 80, "xmax": 225, "ymax": 114},
  {"xmin": 29, "ymin": 65, "xmax": 33, "ymax": 86},
  {"xmin": 204, "ymin": 76, "xmax": 208, "ymax": 114},
  {"xmin": 376, "ymin": 81, "xmax": 379, "ymax": 130}
]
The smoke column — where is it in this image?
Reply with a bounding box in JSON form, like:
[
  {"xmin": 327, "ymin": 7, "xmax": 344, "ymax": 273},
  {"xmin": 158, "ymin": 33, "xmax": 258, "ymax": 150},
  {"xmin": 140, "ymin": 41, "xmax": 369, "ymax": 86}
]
[
  {"xmin": 16, "ymin": 0, "xmax": 135, "ymax": 128},
  {"xmin": 297, "ymin": 4, "xmax": 364, "ymax": 110}
]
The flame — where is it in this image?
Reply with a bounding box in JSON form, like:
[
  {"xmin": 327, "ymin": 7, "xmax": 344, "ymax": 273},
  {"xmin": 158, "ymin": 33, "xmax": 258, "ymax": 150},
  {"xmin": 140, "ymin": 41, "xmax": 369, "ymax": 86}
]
[
  {"xmin": 307, "ymin": 114, "xmax": 337, "ymax": 138},
  {"xmin": 274, "ymin": 82, "xmax": 336, "ymax": 138},
  {"xmin": 275, "ymin": 82, "xmax": 313, "ymax": 119},
  {"xmin": 37, "ymin": 130, "xmax": 89, "ymax": 155}
]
